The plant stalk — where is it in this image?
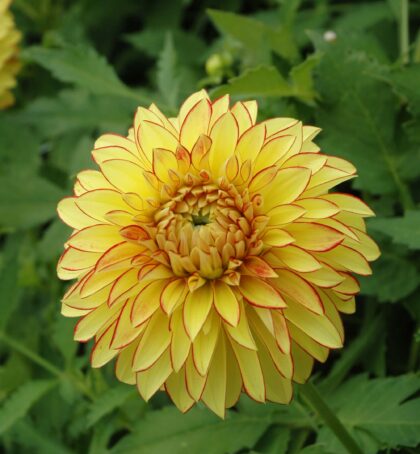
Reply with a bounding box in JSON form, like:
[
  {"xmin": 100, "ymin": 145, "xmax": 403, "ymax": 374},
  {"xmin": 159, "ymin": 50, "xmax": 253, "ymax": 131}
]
[
  {"xmin": 300, "ymin": 382, "xmax": 364, "ymax": 454},
  {"xmin": 0, "ymin": 330, "xmax": 94, "ymax": 400},
  {"xmin": 400, "ymin": 0, "xmax": 410, "ymax": 64}
]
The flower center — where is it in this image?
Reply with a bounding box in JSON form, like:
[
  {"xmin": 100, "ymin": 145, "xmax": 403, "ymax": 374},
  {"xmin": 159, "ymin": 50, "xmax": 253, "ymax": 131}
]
[{"xmin": 150, "ymin": 177, "xmax": 268, "ymax": 284}]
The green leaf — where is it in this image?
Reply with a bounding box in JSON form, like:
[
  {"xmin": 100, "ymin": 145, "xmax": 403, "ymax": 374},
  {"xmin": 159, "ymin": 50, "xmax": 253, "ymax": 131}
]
[
  {"xmin": 0, "ymin": 116, "xmax": 41, "ymax": 177},
  {"xmin": 360, "ymin": 250, "xmax": 418, "ymax": 303},
  {"xmin": 157, "ymin": 33, "xmax": 180, "ymax": 110},
  {"xmin": 212, "ymin": 54, "xmax": 318, "ymax": 103},
  {"xmin": 0, "ymin": 380, "xmax": 56, "ymax": 435},
  {"xmin": 86, "ymin": 385, "xmax": 136, "ymax": 428},
  {"xmin": 0, "ymin": 175, "xmax": 64, "ymax": 230},
  {"xmin": 316, "ymin": 41, "xmax": 403, "ymax": 195},
  {"xmin": 320, "ymin": 315, "xmax": 384, "ymax": 392},
  {"xmin": 18, "ymin": 90, "xmax": 135, "ymax": 139},
  {"xmin": 111, "ymin": 405, "xmax": 274, "ymax": 454},
  {"xmin": 319, "ymin": 374, "xmax": 420, "ymax": 453},
  {"xmin": 212, "ymin": 65, "xmax": 291, "ymax": 99},
  {"xmin": 126, "ymin": 28, "xmax": 207, "ymax": 65},
  {"xmin": 11, "ymin": 420, "xmax": 72, "ymax": 454},
  {"xmin": 22, "ymin": 44, "xmax": 148, "ymax": 103},
  {"xmin": 0, "ymin": 236, "xmax": 22, "ymax": 330},
  {"xmin": 369, "ymin": 211, "xmax": 420, "ymax": 249},
  {"xmin": 207, "ymin": 9, "xmax": 298, "ymax": 63}
]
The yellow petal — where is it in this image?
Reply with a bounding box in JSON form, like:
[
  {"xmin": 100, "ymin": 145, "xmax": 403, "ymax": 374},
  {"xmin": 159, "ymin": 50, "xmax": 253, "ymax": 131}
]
[
  {"xmin": 283, "ymin": 298, "xmax": 342, "ymax": 348},
  {"xmin": 165, "ymin": 367, "xmax": 194, "ymax": 413},
  {"xmin": 254, "ymin": 335, "xmax": 293, "ymax": 404},
  {"xmin": 185, "ymin": 354, "xmax": 206, "ymax": 401},
  {"xmin": 180, "ymin": 98, "xmax": 211, "ymax": 150},
  {"xmin": 229, "ymin": 338, "xmax": 265, "ymax": 402},
  {"xmin": 267, "ymin": 204, "xmax": 305, "ymax": 226},
  {"xmin": 115, "ymin": 339, "xmax": 139, "ymax": 385},
  {"xmin": 133, "ymin": 310, "xmax": 171, "ymax": 371},
  {"xmin": 262, "ymin": 229, "xmax": 295, "ymax": 248},
  {"xmin": 183, "ymin": 283, "xmax": 213, "ymax": 340},
  {"xmin": 261, "ymin": 167, "xmax": 311, "ymax": 210},
  {"xmin": 291, "ymin": 342, "xmax": 314, "ymax": 384},
  {"xmin": 136, "ymin": 349, "xmax": 172, "ymax": 401},
  {"xmin": 253, "ymin": 135, "xmax": 295, "ymax": 174},
  {"xmin": 213, "ymin": 281, "xmax": 240, "ymax": 327},
  {"xmin": 285, "ymin": 222, "xmax": 344, "ymax": 252},
  {"xmin": 152, "ymin": 148, "xmax": 178, "ymax": 184},
  {"xmin": 131, "ymin": 280, "xmax": 167, "ymax": 326},
  {"xmin": 111, "ymin": 297, "xmax": 146, "ymax": 349},
  {"xmin": 225, "ymin": 342, "xmax": 243, "ymax": 408},
  {"xmin": 57, "ymin": 197, "xmax": 96, "ymax": 229},
  {"xmin": 321, "ymin": 193, "xmax": 374, "ymax": 216},
  {"xmin": 66, "ymin": 224, "xmax": 121, "ymax": 252},
  {"xmin": 296, "ymin": 198, "xmax": 340, "ymax": 219},
  {"xmin": 74, "ymin": 301, "xmax": 123, "ymax": 341},
  {"xmin": 201, "ymin": 333, "xmax": 227, "ymax": 418},
  {"xmin": 287, "ymin": 323, "xmax": 329, "ymax": 362},
  {"xmin": 231, "ymin": 101, "xmax": 253, "ymax": 135},
  {"xmin": 209, "ymin": 94, "xmax": 230, "ymax": 129},
  {"xmin": 239, "ymin": 276, "xmax": 286, "ymax": 309},
  {"xmin": 161, "ymin": 279, "xmax": 187, "ymax": 315},
  {"xmin": 274, "ymin": 270, "xmax": 324, "ymax": 314},
  {"xmin": 178, "ymin": 89, "xmax": 210, "ymax": 126},
  {"xmin": 192, "ymin": 310, "xmax": 220, "ymax": 376},
  {"xmin": 235, "ymin": 123, "xmax": 265, "ymax": 163},
  {"xmin": 270, "ymin": 245, "xmax": 321, "ymax": 272},
  {"xmin": 91, "ymin": 321, "xmax": 118, "ymax": 368},
  {"xmin": 209, "ymin": 112, "xmax": 238, "ymax": 177},
  {"xmin": 170, "ymin": 308, "xmax": 191, "ymax": 372}
]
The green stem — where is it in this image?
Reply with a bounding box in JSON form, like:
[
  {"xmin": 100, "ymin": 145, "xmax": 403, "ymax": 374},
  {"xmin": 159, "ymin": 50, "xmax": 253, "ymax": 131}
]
[
  {"xmin": 300, "ymin": 382, "xmax": 364, "ymax": 454},
  {"xmin": 400, "ymin": 0, "xmax": 410, "ymax": 64},
  {"xmin": 0, "ymin": 330, "xmax": 94, "ymax": 400}
]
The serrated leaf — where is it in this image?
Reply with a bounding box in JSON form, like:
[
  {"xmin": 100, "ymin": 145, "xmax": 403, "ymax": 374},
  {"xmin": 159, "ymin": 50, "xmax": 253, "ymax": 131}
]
[
  {"xmin": 207, "ymin": 9, "xmax": 298, "ymax": 63},
  {"xmin": 18, "ymin": 90, "xmax": 134, "ymax": 139},
  {"xmin": 369, "ymin": 211, "xmax": 420, "ymax": 249},
  {"xmin": 111, "ymin": 405, "xmax": 274, "ymax": 454},
  {"xmin": 157, "ymin": 33, "xmax": 180, "ymax": 110},
  {"xmin": 360, "ymin": 250, "xmax": 418, "ymax": 303},
  {"xmin": 12, "ymin": 420, "xmax": 72, "ymax": 454},
  {"xmin": 86, "ymin": 385, "xmax": 136, "ymax": 428},
  {"xmin": 22, "ymin": 44, "xmax": 148, "ymax": 103},
  {"xmin": 0, "ymin": 380, "xmax": 56, "ymax": 435},
  {"xmin": 0, "ymin": 236, "xmax": 22, "ymax": 330},
  {"xmin": 316, "ymin": 41, "xmax": 402, "ymax": 195},
  {"xmin": 319, "ymin": 374, "xmax": 420, "ymax": 453},
  {"xmin": 0, "ymin": 174, "xmax": 64, "ymax": 230},
  {"xmin": 0, "ymin": 116, "xmax": 41, "ymax": 177}
]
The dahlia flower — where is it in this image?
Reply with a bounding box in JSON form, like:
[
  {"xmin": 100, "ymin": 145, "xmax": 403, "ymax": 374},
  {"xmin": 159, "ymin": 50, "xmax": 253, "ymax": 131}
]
[
  {"xmin": 57, "ymin": 90, "xmax": 379, "ymax": 417},
  {"xmin": 0, "ymin": 0, "xmax": 21, "ymax": 109}
]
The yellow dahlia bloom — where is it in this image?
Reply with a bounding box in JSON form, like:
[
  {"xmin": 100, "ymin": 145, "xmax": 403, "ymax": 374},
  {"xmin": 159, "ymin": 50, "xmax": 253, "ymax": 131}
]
[
  {"xmin": 57, "ymin": 90, "xmax": 379, "ymax": 417},
  {"xmin": 0, "ymin": 0, "xmax": 21, "ymax": 109}
]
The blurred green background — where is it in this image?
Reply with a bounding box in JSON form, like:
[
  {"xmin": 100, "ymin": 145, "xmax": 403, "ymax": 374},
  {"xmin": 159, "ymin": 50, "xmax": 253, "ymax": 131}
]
[{"xmin": 0, "ymin": 0, "xmax": 419, "ymax": 453}]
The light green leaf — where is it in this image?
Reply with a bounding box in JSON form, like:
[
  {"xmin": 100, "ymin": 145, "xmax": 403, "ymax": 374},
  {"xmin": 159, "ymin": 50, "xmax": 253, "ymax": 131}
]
[
  {"xmin": 111, "ymin": 405, "xmax": 274, "ymax": 454},
  {"xmin": 211, "ymin": 65, "xmax": 291, "ymax": 98},
  {"xmin": 22, "ymin": 44, "xmax": 148, "ymax": 104},
  {"xmin": 0, "ymin": 175, "xmax": 64, "ymax": 230},
  {"xmin": 0, "ymin": 380, "xmax": 56, "ymax": 435},
  {"xmin": 369, "ymin": 211, "xmax": 420, "ymax": 249},
  {"xmin": 289, "ymin": 54, "xmax": 320, "ymax": 104}
]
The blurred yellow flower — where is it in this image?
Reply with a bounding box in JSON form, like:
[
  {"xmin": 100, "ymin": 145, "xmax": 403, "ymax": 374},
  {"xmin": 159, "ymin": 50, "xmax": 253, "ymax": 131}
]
[
  {"xmin": 57, "ymin": 90, "xmax": 379, "ymax": 417},
  {"xmin": 0, "ymin": 0, "xmax": 21, "ymax": 109}
]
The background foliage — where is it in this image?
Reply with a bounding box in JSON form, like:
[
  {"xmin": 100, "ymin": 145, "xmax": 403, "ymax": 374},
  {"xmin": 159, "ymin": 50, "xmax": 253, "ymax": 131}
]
[{"xmin": 0, "ymin": 0, "xmax": 419, "ymax": 453}]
